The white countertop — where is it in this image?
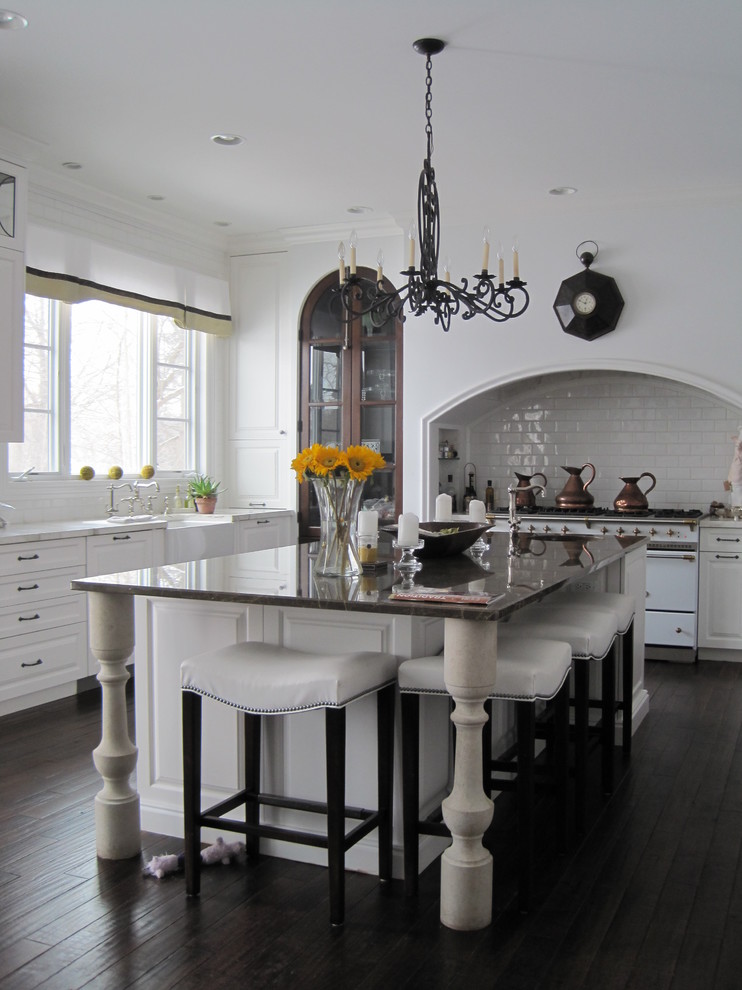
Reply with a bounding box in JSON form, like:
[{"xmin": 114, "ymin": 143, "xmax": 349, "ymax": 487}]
[
  {"xmin": 700, "ymin": 515, "xmax": 742, "ymax": 528},
  {"xmin": 0, "ymin": 508, "xmax": 293, "ymax": 545}
]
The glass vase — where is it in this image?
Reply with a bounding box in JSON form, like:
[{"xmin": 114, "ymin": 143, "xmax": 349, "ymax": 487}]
[{"xmin": 311, "ymin": 476, "xmax": 364, "ymax": 577}]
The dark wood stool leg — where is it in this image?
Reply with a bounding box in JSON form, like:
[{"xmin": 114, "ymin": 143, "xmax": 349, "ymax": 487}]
[
  {"xmin": 483, "ymin": 698, "xmax": 493, "ymax": 798},
  {"xmin": 401, "ymin": 692, "xmax": 421, "ymax": 897},
  {"xmin": 516, "ymin": 701, "xmax": 535, "ymax": 913},
  {"xmin": 325, "ymin": 706, "xmax": 346, "ymax": 927},
  {"xmin": 554, "ymin": 681, "xmax": 570, "ymax": 853},
  {"xmin": 621, "ymin": 620, "xmax": 634, "ymax": 757},
  {"xmin": 243, "ymin": 712, "xmax": 261, "ymax": 859},
  {"xmin": 602, "ymin": 643, "xmax": 617, "ymax": 795},
  {"xmin": 574, "ymin": 659, "xmax": 589, "ymax": 837},
  {"xmin": 377, "ymin": 684, "xmax": 395, "ymax": 883},
  {"xmin": 182, "ymin": 690, "xmax": 202, "ymax": 897}
]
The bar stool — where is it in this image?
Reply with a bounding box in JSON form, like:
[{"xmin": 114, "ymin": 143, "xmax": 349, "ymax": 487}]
[
  {"xmin": 501, "ymin": 605, "xmax": 618, "ymax": 835},
  {"xmin": 540, "ymin": 590, "xmax": 635, "ymax": 756},
  {"xmin": 181, "ymin": 641, "xmax": 399, "ymax": 927},
  {"xmin": 398, "ymin": 635, "xmax": 572, "ymax": 912}
]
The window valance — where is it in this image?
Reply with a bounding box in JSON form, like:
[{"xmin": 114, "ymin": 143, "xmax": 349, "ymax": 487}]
[{"xmin": 25, "ymin": 225, "xmax": 232, "ymax": 337}]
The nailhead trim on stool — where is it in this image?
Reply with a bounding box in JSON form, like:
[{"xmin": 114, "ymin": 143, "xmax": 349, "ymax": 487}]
[
  {"xmin": 540, "ymin": 591, "xmax": 635, "ymax": 757},
  {"xmin": 181, "ymin": 641, "xmax": 399, "ymax": 927},
  {"xmin": 501, "ymin": 605, "xmax": 619, "ymax": 835},
  {"xmin": 398, "ymin": 636, "xmax": 572, "ymax": 912}
]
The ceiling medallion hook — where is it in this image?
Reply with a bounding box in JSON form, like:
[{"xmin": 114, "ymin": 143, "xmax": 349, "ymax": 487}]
[{"xmin": 336, "ymin": 37, "xmax": 529, "ymax": 332}]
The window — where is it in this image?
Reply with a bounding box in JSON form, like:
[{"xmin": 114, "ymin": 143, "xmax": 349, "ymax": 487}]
[{"xmin": 7, "ymin": 296, "xmax": 200, "ymax": 476}]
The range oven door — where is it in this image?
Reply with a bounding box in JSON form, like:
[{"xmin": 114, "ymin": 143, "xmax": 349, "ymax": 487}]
[{"xmin": 645, "ymin": 548, "xmax": 699, "ymax": 651}]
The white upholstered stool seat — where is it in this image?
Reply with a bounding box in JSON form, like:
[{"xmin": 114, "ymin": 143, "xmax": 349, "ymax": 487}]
[
  {"xmin": 503, "ymin": 602, "xmax": 622, "ymax": 833},
  {"xmin": 543, "ymin": 590, "xmax": 635, "ymax": 634},
  {"xmin": 181, "ymin": 641, "xmax": 401, "ymax": 713},
  {"xmin": 398, "ymin": 636, "xmax": 572, "ymax": 911},
  {"xmin": 181, "ymin": 641, "xmax": 399, "ymax": 927}
]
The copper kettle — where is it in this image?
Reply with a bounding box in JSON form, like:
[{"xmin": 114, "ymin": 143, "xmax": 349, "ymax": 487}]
[
  {"xmin": 613, "ymin": 472, "xmax": 657, "ymax": 512},
  {"xmin": 555, "ymin": 463, "xmax": 596, "ymax": 508},
  {"xmin": 514, "ymin": 471, "xmax": 547, "ymax": 508}
]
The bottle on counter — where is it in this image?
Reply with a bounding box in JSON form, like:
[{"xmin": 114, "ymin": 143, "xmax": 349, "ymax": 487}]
[
  {"xmin": 462, "ymin": 472, "xmax": 477, "ymax": 513},
  {"xmin": 484, "ymin": 479, "xmax": 495, "ymax": 513},
  {"xmin": 174, "ymin": 485, "xmax": 184, "ymax": 510},
  {"xmin": 445, "ymin": 474, "xmax": 458, "ymax": 514}
]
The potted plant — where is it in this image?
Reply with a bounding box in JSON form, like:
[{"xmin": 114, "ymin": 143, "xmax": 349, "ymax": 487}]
[{"xmin": 188, "ymin": 474, "xmax": 223, "ymax": 514}]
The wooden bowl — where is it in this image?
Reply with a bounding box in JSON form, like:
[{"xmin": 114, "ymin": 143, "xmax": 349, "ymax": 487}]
[{"xmin": 382, "ymin": 520, "xmax": 490, "ymax": 558}]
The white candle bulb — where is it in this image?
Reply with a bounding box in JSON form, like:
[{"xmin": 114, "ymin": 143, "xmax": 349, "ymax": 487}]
[
  {"xmin": 468, "ymin": 499, "xmax": 487, "ymax": 523},
  {"xmin": 397, "ymin": 512, "xmax": 419, "ymax": 547},
  {"xmin": 376, "ymin": 249, "xmax": 384, "ymax": 283},
  {"xmin": 349, "ymin": 229, "xmax": 358, "ymax": 275},
  {"xmin": 408, "ymin": 221, "xmax": 417, "ymax": 269},
  {"xmin": 337, "ymin": 241, "xmax": 346, "ymax": 285},
  {"xmin": 435, "ymin": 493, "xmax": 453, "ymax": 521},
  {"xmin": 357, "ymin": 509, "xmax": 378, "ymax": 537},
  {"xmin": 512, "ymin": 238, "xmax": 520, "ymax": 279},
  {"xmin": 497, "ymin": 245, "xmax": 505, "ymax": 286},
  {"xmin": 482, "ymin": 226, "xmax": 491, "ymax": 271}
]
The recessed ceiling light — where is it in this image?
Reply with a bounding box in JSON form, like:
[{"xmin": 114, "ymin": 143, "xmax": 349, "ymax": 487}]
[
  {"xmin": 0, "ymin": 9, "xmax": 28, "ymax": 29},
  {"xmin": 213, "ymin": 220, "xmax": 231, "ymax": 227},
  {"xmin": 549, "ymin": 186, "xmax": 578, "ymax": 196},
  {"xmin": 61, "ymin": 161, "xmax": 83, "ymax": 170},
  {"xmin": 210, "ymin": 134, "xmax": 244, "ymax": 147},
  {"xmin": 346, "ymin": 205, "xmax": 373, "ymax": 215},
  {"xmin": 147, "ymin": 194, "xmax": 165, "ymax": 201}
]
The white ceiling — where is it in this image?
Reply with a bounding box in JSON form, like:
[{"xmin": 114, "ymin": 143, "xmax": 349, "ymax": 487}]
[{"xmin": 1, "ymin": 0, "xmax": 740, "ymax": 241}]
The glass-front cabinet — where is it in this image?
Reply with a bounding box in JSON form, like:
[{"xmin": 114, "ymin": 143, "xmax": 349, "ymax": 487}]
[{"xmin": 298, "ymin": 268, "xmax": 403, "ymax": 536}]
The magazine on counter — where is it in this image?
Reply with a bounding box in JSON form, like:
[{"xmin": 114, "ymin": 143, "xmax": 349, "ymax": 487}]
[{"xmin": 388, "ymin": 586, "xmax": 502, "ymax": 605}]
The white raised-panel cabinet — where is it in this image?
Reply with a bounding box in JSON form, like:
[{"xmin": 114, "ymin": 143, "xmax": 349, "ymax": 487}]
[
  {"xmin": 86, "ymin": 529, "xmax": 158, "ymax": 577},
  {"xmin": 235, "ymin": 511, "xmax": 296, "ymax": 553},
  {"xmin": 698, "ymin": 525, "xmax": 742, "ymax": 653},
  {"xmin": 227, "ymin": 253, "xmax": 294, "ymax": 509},
  {"xmin": 0, "ymin": 159, "xmax": 27, "ymax": 442}
]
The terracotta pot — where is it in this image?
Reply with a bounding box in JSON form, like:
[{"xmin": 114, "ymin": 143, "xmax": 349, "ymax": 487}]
[{"xmin": 194, "ymin": 496, "xmax": 218, "ymax": 514}]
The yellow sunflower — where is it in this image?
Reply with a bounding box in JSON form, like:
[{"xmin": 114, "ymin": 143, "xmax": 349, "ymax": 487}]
[
  {"xmin": 345, "ymin": 444, "xmax": 386, "ymax": 480},
  {"xmin": 312, "ymin": 445, "xmax": 345, "ymax": 476},
  {"xmin": 290, "ymin": 444, "xmax": 321, "ymax": 482}
]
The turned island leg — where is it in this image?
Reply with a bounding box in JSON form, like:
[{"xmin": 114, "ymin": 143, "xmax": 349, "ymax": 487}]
[
  {"xmin": 440, "ymin": 618, "xmax": 498, "ymax": 931},
  {"xmin": 88, "ymin": 591, "xmax": 140, "ymax": 859}
]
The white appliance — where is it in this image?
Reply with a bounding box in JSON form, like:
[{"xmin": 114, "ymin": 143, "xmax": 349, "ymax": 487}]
[{"xmin": 488, "ymin": 506, "xmax": 703, "ymax": 662}]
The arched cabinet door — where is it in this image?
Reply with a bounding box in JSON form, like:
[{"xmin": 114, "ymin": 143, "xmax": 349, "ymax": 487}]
[{"xmin": 297, "ymin": 267, "xmax": 403, "ymax": 537}]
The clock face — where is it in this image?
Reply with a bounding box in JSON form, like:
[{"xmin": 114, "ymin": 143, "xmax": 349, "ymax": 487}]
[{"xmin": 573, "ymin": 291, "xmax": 597, "ymax": 316}]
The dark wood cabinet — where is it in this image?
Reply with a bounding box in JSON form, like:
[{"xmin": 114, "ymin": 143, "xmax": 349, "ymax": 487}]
[{"xmin": 298, "ymin": 268, "xmax": 403, "ymax": 535}]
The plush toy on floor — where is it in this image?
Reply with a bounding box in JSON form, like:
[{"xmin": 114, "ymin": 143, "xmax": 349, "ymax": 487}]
[
  {"xmin": 143, "ymin": 852, "xmax": 184, "ymax": 878},
  {"xmin": 200, "ymin": 836, "xmax": 245, "ymax": 865}
]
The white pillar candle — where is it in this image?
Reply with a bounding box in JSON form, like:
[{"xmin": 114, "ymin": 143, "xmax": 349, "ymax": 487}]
[
  {"xmin": 397, "ymin": 512, "xmax": 419, "ymax": 547},
  {"xmin": 357, "ymin": 509, "xmax": 379, "ymax": 537},
  {"xmin": 435, "ymin": 493, "xmax": 453, "ymax": 521},
  {"xmin": 468, "ymin": 499, "xmax": 487, "ymax": 523}
]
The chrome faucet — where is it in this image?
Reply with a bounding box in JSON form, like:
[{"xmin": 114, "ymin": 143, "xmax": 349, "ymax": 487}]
[
  {"xmin": 507, "ymin": 483, "xmax": 545, "ymax": 556},
  {"xmin": 106, "ymin": 482, "xmax": 134, "ymax": 516},
  {"xmin": 132, "ymin": 480, "xmax": 160, "ymax": 513}
]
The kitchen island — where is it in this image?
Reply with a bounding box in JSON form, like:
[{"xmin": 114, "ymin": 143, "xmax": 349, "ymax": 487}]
[{"xmin": 72, "ymin": 531, "xmax": 647, "ymax": 931}]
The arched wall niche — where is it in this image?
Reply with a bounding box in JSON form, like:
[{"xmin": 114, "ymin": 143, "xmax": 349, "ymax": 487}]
[{"xmin": 423, "ymin": 362, "xmax": 742, "ymax": 514}]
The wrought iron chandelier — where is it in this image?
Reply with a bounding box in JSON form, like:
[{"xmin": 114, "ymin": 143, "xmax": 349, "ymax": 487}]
[{"xmin": 337, "ymin": 38, "xmax": 529, "ymax": 333}]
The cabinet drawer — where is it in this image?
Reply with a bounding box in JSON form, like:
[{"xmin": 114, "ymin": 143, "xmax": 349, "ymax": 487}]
[
  {"xmin": 0, "ymin": 538, "xmax": 86, "ymax": 578},
  {"xmin": 86, "ymin": 530, "xmax": 153, "ymax": 576},
  {"xmin": 645, "ymin": 610, "xmax": 696, "ymax": 648},
  {"xmin": 0, "ymin": 624, "xmax": 87, "ymax": 697},
  {"xmin": 237, "ymin": 518, "xmax": 281, "ymax": 553},
  {"xmin": 0, "ymin": 566, "xmax": 82, "ymax": 607},
  {"xmin": 700, "ymin": 528, "xmax": 742, "ymax": 552},
  {"xmin": 0, "ymin": 595, "xmax": 86, "ymax": 639}
]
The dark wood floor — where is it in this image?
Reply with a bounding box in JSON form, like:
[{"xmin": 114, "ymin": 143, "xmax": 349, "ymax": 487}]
[{"xmin": 2, "ymin": 659, "xmax": 742, "ymax": 989}]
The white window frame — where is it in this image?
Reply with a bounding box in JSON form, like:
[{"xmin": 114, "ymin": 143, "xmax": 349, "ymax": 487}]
[{"xmin": 6, "ymin": 296, "xmax": 204, "ymax": 482}]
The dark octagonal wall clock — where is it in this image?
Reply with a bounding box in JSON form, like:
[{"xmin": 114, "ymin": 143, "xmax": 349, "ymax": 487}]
[{"xmin": 553, "ymin": 241, "xmax": 624, "ymax": 341}]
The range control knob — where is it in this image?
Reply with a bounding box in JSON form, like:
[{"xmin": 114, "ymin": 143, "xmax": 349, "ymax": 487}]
[
  {"xmin": 649, "ymin": 528, "xmax": 657, "ymax": 537},
  {"xmin": 633, "ymin": 527, "xmax": 641, "ymax": 536},
  {"xmin": 667, "ymin": 528, "xmax": 676, "ymax": 537},
  {"xmin": 528, "ymin": 524, "xmax": 535, "ymax": 534},
  {"xmin": 600, "ymin": 526, "xmax": 608, "ymax": 535},
  {"xmin": 616, "ymin": 526, "xmax": 625, "ymax": 535},
  {"xmin": 543, "ymin": 524, "xmax": 551, "ymax": 533},
  {"xmin": 561, "ymin": 525, "xmax": 569, "ymax": 535}
]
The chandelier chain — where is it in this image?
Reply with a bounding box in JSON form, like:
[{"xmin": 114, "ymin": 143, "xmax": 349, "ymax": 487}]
[{"xmin": 424, "ymin": 54, "xmax": 434, "ymax": 160}]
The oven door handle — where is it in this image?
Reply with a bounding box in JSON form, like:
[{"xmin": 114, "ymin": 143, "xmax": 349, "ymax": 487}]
[{"xmin": 646, "ymin": 551, "xmax": 697, "ymax": 562}]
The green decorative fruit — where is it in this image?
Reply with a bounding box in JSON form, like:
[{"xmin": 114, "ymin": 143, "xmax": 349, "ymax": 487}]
[
  {"xmin": 79, "ymin": 466, "xmax": 95, "ymax": 481},
  {"xmin": 141, "ymin": 465, "xmax": 155, "ymax": 479},
  {"xmin": 108, "ymin": 466, "xmax": 123, "ymax": 480}
]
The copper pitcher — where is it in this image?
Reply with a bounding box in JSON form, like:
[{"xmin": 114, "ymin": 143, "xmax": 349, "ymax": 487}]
[
  {"xmin": 613, "ymin": 472, "xmax": 656, "ymax": 512},
  {"xmin": 555, "ymin": 463, "xmax": 596, "ymax": 508},
  {"xmin": 514, "ymin": 471, "xmax": 547, "ymax": 508}
]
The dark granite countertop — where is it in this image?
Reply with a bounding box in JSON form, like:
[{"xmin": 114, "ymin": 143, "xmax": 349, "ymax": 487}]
[{"xmin": 71, "ymin": 532, "xmax": 646, "ymax": 623}]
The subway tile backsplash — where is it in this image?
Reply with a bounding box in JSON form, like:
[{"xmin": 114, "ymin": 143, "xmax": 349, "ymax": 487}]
[{"xmin": 463, "ymin": 372, "xmax": 742, "ymax": 510}]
